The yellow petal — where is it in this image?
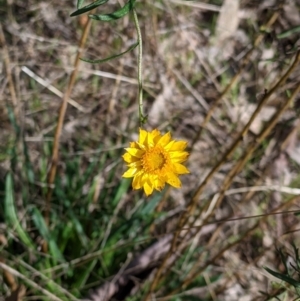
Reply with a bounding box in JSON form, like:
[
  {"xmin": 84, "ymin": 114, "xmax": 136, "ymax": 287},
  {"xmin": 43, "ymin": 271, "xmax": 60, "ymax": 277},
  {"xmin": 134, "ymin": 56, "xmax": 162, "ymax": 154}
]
[
  {"xmin": 154, "ymin": 177, "xmax": 165, "ymax": 190},
  {"xmin": 123, "ymin": 153, "xmax": 137, "ymax": 163},
  {"xmin": 132, "ymin": 172, "xmax": 143, "ymax": 189},
  {"xmin": 140, "ymin": 172, "xmax": 149, "ymax": 186},
  {"xmin": 125, "ymin": 148, "xmax": 144, "ymax": 158},
  {"xmin": 147, "ymin": 131, "xmax": 155, "ymax": 147},
  {"xmin": 128, "ymin": 161, "xmax": 142, "ymax": 168},
  {"xmin": 130, "ymin": 141, "xmax": 140, "ymax": 149},
  {"xmin": 122, "ymin": 167, "xmax": 138, "ymax": 178},
  {"xmin": 150, "ymin": 129, "xmax": 161, "ymax": 138},
  {"xmin": 169, "ymin": 141, "xmax": 188, "ymax": 151},
  {"xmin": 173, "ymin": 157, "xmax": 188, "ymax": 164},
  {"xmin": 143, "ymin": 181, "xmax": 154, "ymax": 196},
  {"xmin": 173, "ymin": 163, "xmax": 190, "ymax": 174},
  {"xmin": 136, "ymin": 141, "xmax": 146, "ymax": 150},
  {"xmin": 169, "ymin": 151, "xmax": 189, "ymax": 161},
  {"xmin": 164, "ymin": 140, "xmax": 175, "ymax": 150},
  {"xmin": 139, "ymin": 128, "xmax": 148, "ymax": 144},
  {"xmin": 157, "ymin": 132, "xmax": 171, "ymax": 147},
  {"xmin": 166, "ymin": 172, "xmax": 181, "ymax": 188}
]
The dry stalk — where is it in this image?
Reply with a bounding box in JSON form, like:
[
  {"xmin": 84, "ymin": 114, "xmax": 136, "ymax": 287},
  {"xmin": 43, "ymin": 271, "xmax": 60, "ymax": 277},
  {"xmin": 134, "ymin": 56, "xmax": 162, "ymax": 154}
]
[
  {"xmin": 163, "ymin": 194, "xmax": 300, "ymax": 299},
  {"xmin": 194, "ymin": 63, "xmax": 299, "ymax": 226},
  {"xmin": 1, "ymin": 257, "xmax": 17, "ymax": 291},
  {"xmin": 228, "ymin": 115, "xmax": 300, "ymax": 205},
  {"xmin": 0, "ymin": 261, "xmax": 64, "ymax": 301},
  {"xmin": 171, "ymin": 50, "xmax": 300, "ymax": 284},
  {"xmin": 44, "ymin": 18, "xmax": 93, "ymax": 251},
  {"xmin": 144, "ymin": 45, "xmax": 299, "ymax": 299},
  {"xmin": 214, "ymin": 216, "xmax": 296, "ymax": 300},
  {"xmin": 172, "ymin": 116, "xmax": 300, "ymax": 297},
  {"xmin": 156, "ymin": 78, "xmax": 300, "ymax": 300},
  {"xmin": 183, "ymin": 49, "xmax": 300, "ymax": 247}
]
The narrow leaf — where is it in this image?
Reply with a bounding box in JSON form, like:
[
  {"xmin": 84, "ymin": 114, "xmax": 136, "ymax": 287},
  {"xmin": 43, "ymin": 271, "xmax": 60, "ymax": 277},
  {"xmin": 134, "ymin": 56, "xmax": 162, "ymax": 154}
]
[
  {"xmin": 77, "ymin": 0, "xmax": 85, "ymax": 9},
  {"xmin": 277, "ymin": 26, "xmax": 300, "ymax": 39},
  {"xmin": 112, "ymin": 178, "xmax": 131, "ymax": 206},
  {"xmin": 264, "ymin": 266, "xmax": 300, "ymax": 287},
  {"xmin": 4, "ymin": 173, "xmax": 35, "ymax": 249},
  {"xmin": 140, "ymin": 194, "xmax": 162, "ymax": 215},
  {"xmin": 69, "ymin": 211, "xmax": 89, "ymax": 248},
  {"xmin": 89, "ymin": 0, "xmax": 136, "ymax": 21},
  {"xmin": 71, "ymin": 0, "xmax": 109, "ymax": 17},
  {"xmin": 31, "ymin": 207, "xmax": 65, "ymax": 261},
  {"xmin": 81, "ymin": 42, "xmax": 138, "ymax": 64},
  {"xmin": 73, "ymin": 260, "xmax": 97, "ymax": 289}
]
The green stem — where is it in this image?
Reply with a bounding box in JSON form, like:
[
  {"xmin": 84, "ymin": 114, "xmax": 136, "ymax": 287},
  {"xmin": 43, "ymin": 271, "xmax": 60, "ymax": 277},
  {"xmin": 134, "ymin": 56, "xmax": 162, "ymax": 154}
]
[{"xmin": 132, "ymin": 8, "xmax": 145, "ymax": 126}]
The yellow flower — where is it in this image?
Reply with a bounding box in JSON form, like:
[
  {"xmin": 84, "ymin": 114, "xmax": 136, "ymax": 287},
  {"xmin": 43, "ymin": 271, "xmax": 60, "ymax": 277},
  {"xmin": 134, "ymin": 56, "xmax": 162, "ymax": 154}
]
[{"xmin": 122, "ymin": 128, "xmax": 190, "ymax": 196}]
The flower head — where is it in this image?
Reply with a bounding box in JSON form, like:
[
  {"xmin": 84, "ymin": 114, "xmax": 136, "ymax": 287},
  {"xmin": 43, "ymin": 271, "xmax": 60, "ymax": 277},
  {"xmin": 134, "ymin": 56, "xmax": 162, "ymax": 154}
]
[{"xmin": 122, "ymin": 128, "xmax": 190, "ymax": 196}]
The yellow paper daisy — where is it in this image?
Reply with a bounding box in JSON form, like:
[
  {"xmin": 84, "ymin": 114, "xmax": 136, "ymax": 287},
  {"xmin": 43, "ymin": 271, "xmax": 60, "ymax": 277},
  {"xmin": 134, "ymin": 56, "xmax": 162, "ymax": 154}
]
[{"xmin": 122, "ymin": 128, "xmax": 190, "ymax": 196}]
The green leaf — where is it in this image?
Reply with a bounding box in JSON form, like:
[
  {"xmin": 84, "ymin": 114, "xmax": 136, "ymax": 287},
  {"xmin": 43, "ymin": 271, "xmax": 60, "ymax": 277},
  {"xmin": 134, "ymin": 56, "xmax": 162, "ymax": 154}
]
[
  {"xmin": 89, "ymin": 0, "xmax": 136, "ymax": 21},
  {"xmin": 112, "ymin": 178, "xmax": 131, "ymax": 206},
  {"xmin": 77, "ymin": 0, "xmax": 85, "ymax": 9},
  {"xmin": 73, "ymin": 260, "xmax": 97, "ymax": 289},
  {"xmin": 277, "ymin": 26, "xmax": 300, "ymax": 39},
  {"xmin": 264, "ymin": 266, "xmax": 300, "ymax": 288},
  {"xmin": 140, "ymin": 194, "xmax": 161, "ymax": 215},
  {"xmin": 31, "ymin": 206, "xmax": 65, "ymax": 262},
  {"xmin": 81, "ymin": 41, "xmax": 138, "ymax": 64},
  {"xmin": 68, "ymin": 211, "xmax": 89, "ymax": 248},
  {"xmin": 4, "ymin": 173, "xmax": 35, "ymax": 249},
  {"xmin": 71, "ymin": 0, "xmax": 109, "ymax": 17}
]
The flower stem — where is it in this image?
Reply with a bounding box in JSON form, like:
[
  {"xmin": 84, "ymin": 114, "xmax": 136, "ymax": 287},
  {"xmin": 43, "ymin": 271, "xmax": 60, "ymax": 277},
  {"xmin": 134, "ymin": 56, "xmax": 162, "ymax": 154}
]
[{"xmin": 132, "ymin": 8, "xmax": 145, "ymax": 126}]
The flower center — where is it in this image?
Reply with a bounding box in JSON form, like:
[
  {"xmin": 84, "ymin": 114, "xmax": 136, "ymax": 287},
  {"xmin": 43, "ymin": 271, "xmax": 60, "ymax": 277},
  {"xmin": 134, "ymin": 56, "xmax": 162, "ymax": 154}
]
[{"xmin": 142, "ymin": 147, "xmax": 167, "ymax": 173}]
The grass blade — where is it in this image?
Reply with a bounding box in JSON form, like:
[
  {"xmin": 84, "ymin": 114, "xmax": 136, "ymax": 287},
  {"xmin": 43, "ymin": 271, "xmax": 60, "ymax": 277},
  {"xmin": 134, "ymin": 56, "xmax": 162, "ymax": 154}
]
[
  {"xmin": 4, "ymin": 173, "xmax": 35, "ymax": 249},
  {"xmin": 70, "ymin": 0, "xmax": 109, "ymax": 17},
  {"xmin": 89, "ymin": 0, "xmax": 136, "ymax": 21},
  {"xmin": 31, "ymin": 206, "xmax": 65, "ymax": 262},
  {"xmin": 80, "ymin": 42, "xmax": 138, "ymax": 64}
]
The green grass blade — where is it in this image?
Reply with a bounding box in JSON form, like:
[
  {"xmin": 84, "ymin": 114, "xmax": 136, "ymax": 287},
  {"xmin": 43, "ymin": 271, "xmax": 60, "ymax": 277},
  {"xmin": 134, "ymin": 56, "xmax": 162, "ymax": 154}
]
[
  {"xmin": 77, "ymin": 0, "xmax": 85, "ymax": 9},
  {"xmin": 4, "ymin": 173, "xmax": 35, "ymax": 249},
  {"xmin": 70, "ymin": 0, "xmax": 109, "ymax": 17},
  {"xmin": 68, "ymin": 211, "xmax": 89, "ymax": 248},
  {"xmin": 89, "ymin": 0, "xmax": 136, "ymax": 21},
  {"xmin": 112, "ymin": 178, "xmax": 131, "ymax": 206},
  {"xmin": 73, "ymin": 259, "xmax": 97, "ymax": 289},
  {"xmin": 264, "ymin": 266, "xmax": 300, "ymax": 288},
  {"xmin": 140, "ymin": 194, "xmax": 162, "ymax": 215},
  {"xmin": 80, "ymin": 42, "xmax": 138, "ymax": 64},
  {"xmin": 277, "ymin": 26, "xmax": 300, "ymax": 39},
  {"xmin": 31, "ymin": 206, "xmax": 65, "ymax": 262}
]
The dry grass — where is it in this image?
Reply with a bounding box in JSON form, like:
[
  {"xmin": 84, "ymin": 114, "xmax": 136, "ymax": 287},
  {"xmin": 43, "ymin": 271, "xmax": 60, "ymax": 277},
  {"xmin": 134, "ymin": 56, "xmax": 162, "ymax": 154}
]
[{"xmin": 1, "ymin": 0, "xmax": 300, "ymax": 300}]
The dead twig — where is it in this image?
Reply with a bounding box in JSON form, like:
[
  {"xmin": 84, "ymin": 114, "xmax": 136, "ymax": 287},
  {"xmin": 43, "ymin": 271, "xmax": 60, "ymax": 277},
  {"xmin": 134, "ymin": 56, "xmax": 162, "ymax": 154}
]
[{"xmin": 0, "ymin": 262, "xmax": 63, "ymax": 301}]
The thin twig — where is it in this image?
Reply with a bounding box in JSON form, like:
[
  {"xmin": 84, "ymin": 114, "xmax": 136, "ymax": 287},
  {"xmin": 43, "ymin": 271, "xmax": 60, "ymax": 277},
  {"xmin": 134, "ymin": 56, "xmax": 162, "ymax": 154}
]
[
  {"xmin": 164, "ymin": 194, "xmax": 300, "ymax": 298},
  {"xmin": 0, "ymin": 262, "xmax": 64, "ymax": 301},
  {"xmin": 18, "ymin": 260, "xmax": 80, "ymax": 301}
]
